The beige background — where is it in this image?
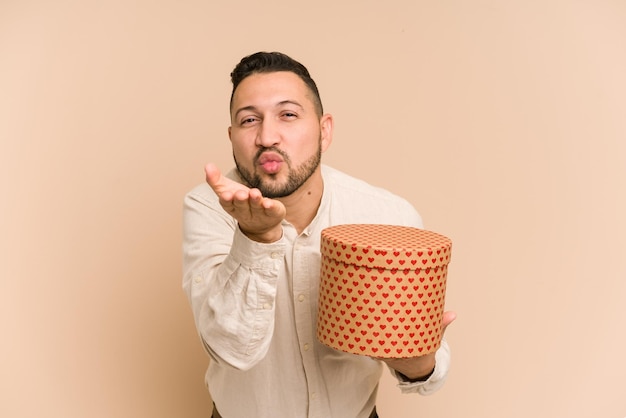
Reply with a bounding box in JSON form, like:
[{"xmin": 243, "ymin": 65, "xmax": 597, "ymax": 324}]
[{"xmin": 2, "ymin": 1, "xmax": 625, "ymax": 417}]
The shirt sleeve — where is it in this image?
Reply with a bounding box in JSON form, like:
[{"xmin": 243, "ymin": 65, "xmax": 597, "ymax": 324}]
[
  {"xmin": 182, "ymin": 186, "xmax": 286, "ymax": 371},
  {"xmin": 388, "ymin": 339, "xmax": 451, "ymax": 395}
]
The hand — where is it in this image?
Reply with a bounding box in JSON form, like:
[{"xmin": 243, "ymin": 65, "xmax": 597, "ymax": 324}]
[
  {"xmin": 379, "ymin": 310, "xmax": 456, "ymax": 380},
  {"xmin": 205, "ymin": 163, "xmax": 286, "ymax": 243}
]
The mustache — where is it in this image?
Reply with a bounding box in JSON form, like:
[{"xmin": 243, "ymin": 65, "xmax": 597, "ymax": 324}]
[{"xmin": 254, "ymin": 146, "xmax": 290, "ymax": 164}]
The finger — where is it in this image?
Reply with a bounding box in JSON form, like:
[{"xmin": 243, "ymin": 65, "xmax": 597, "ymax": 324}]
[
  {"xmin": 248, "ymin": 188, "xmax": 265, "ymax": 209},
  {"xmin": 441, "ymin": 310, "xmax": 457, "ymax": 333},
  {"xmin": 217, "ymin": 190, "xmax": 235, "ymax": 207},
  {"xmin": 261, "ymin": 198, "xmax": 287, "ymax": 218},
  {"xmin": 232, "ymin": 189, "xmax": 252, "ymax": 210}
]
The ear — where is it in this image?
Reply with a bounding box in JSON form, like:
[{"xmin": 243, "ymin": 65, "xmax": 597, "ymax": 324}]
[
  {"xmin": 319, "ymin": 113, "xmax": 334, "ymax": 152},
  {"xmin": 228, "ymin": 126, "xmax": 232, "ymax": 141}
]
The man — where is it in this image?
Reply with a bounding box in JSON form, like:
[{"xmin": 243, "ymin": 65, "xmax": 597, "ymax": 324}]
[{"xmin": 183, "ymin": 51, "xmax": 455, "ymax": 418}]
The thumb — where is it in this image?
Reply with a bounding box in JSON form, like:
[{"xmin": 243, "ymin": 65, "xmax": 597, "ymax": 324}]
[{"xmin": 441, "ymin": 310, "xmax": 457, "ymax": 333}]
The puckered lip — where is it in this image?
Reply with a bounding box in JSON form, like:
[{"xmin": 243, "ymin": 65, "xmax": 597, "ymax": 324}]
[{"xmin": 257, "ymin": 151, "xmax": 284, "ymax": 165}]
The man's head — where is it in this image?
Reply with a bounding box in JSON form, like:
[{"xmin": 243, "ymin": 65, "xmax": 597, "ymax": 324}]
[
  {"xmin": 230, "ymin": 51, "xmax": 324, "ymax": 118},
  {"xmin": 227, "ymin": 52, "xmax": 333, "ymax": 199}
]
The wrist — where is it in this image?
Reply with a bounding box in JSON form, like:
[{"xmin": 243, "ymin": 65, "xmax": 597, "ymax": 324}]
[
  {"xmin": 240, "ymin": 225, "xmax": 283, "ymax": 243},
  {"xmin": 398, "ymin": 365, "xmax": 435, "ymax": 383}
]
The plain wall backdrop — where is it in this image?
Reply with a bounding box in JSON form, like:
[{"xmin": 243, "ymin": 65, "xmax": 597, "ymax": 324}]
[{"xmin": 1, "ymin": 1, "xmax": 625, "ymax": 417}]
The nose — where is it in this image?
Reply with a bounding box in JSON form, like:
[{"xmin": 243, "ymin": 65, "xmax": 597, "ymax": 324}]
[{"xmin": 255, "ymin": 118, "xmax": 280, "ymax": 148}]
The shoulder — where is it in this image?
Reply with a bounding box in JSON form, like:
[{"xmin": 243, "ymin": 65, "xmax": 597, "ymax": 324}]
[
  {"xmin": 321, "ymin": 165, "xmax": 423, "ymax": 227},
  {"xmin": 184, "ymin": 182, "xmax": 217, "ymax": 207},
  {"xmin": 322, "ymin": 165, "xmax": 409, "ymax": 203}
]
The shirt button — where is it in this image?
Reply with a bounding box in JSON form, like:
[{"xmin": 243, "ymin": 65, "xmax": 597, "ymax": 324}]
[
  {"xmin": 311, "ymin": 392, "xmax": 317, "ymax": 400},
  {"xmin": 303, "ymin": 343, "xmax": 310, "ymax": 351},
  {"xmin": 263, "ymin": 303, "xmax": 272, "ymax": 310},
  {"xmin": 270, "ymin": 252, "xmax": 281, "ymax": 259},
  {"xmin": 298, "ymin": 294, "xmax": 305, "ymax": 302},
  {"xmin": 193, "ymin": 276, "xmax": 201, "ymax": 284}
]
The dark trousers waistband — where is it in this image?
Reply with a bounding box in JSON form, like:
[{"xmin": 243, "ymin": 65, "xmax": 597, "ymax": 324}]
[{"xmin": 212, "ymin": 403, "xmax": 378, "ymax": 417}]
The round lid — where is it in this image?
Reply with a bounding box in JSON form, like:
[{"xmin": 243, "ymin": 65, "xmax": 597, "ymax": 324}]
[{"xmin": 320, "ymin": 224, "xmax": 452, "ymax": 270}]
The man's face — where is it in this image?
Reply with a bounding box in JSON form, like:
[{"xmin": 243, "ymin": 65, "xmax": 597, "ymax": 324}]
[{"xmin": 229, "ymin": 71, "xmax": 332, "ymax": 198}]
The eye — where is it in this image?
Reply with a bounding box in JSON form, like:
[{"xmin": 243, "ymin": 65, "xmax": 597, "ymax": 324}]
[
  {"xmin": 240, "ymin": 116, "xmax": 259, "ymax": 125},
  {"xmin": 281, "ymin": 111, "xmax": 297, "ymax": 119}
]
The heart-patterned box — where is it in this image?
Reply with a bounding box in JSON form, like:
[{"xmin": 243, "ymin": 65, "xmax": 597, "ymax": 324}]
[{"xmin": 316, "ymin": 224, "xmax": 452, "ymax": 358}]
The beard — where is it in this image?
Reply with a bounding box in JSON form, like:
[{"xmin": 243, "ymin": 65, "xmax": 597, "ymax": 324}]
[{"xmin": 234, "ymin": 141, "xmax": 322, "ymax": 198}]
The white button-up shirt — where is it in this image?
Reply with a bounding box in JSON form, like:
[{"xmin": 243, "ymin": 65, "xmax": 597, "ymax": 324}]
[{"xmin": 183, "ymin": 165, "xmax": 450, "ymax": 418}]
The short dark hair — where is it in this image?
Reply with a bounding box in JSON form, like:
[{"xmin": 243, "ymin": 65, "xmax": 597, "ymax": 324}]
[{"xmin": 230, "ymin": 51, "xmax": 324, "ymax": 116}]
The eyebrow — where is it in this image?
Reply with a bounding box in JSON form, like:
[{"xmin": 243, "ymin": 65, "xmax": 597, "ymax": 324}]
[{"xmin": 234, "ymin": 100, "xmax": 305, "ymax": 119}]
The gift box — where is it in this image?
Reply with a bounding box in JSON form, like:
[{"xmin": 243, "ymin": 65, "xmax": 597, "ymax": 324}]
[{"xmin": 316, "ymin": 224, "xmax": 452, "ymax": 358}]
